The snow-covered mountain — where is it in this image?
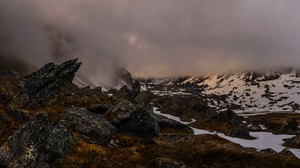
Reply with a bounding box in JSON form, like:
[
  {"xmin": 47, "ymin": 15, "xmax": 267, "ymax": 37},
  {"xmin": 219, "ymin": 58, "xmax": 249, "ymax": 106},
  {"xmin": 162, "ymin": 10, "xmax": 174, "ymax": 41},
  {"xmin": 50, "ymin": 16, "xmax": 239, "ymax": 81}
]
[{"xmin": 140, "ymin": 69, "xmax": 300, "ymax": 113}]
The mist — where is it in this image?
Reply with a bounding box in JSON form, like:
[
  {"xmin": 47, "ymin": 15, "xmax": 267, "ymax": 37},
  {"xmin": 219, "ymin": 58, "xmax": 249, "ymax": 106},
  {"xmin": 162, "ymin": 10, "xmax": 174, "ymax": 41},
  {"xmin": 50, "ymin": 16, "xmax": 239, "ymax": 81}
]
[{"xmin": 1, "ymin": 0, "xmax": 300, "ymax": 82}]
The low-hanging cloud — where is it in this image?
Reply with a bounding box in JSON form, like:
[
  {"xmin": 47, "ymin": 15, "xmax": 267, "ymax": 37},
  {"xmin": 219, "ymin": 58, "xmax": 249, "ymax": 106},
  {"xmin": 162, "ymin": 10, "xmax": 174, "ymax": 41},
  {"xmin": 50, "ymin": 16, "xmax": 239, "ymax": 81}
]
[{"xmin": 1, "ymin": 0, "xmax": 300, "ymax": 82}]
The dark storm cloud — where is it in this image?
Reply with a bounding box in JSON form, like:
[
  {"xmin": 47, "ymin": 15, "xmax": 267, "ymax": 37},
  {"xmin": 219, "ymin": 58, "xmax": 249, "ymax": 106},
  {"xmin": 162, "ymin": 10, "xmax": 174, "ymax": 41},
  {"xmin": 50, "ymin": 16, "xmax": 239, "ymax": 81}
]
[{"xmin": 1, "ymin": 0, "xmax": 300, "ymax": 81}]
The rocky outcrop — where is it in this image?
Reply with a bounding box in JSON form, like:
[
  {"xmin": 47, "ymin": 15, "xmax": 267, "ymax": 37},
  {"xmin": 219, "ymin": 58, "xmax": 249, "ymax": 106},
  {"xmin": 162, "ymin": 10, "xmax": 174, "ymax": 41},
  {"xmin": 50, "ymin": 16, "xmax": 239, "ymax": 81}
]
[
  {"xmin": 0, "ymin": 113, "xmax": 74, "ymax": 168},
  {"xmin": 60, "ymin": 108, "xmax": 116, "ymax": 145},
  {"xmin": 10, "ymin": 59, "xmax": 81, "ymax": 109}
]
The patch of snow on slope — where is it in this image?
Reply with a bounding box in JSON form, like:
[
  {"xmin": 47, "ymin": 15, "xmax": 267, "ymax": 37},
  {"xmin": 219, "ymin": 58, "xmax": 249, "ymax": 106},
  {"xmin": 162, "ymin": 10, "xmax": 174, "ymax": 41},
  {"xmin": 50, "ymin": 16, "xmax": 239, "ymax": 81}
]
[{"xmin": 153, "ymin": 107, "xmax": 300, "ymax": 158}]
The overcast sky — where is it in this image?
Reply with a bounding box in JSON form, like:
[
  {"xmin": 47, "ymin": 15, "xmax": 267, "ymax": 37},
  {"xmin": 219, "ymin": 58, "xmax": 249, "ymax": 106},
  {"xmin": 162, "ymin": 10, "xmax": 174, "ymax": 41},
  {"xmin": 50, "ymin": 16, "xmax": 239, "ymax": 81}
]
[{"xmin": 1, "ymin": 0, "xmax": 300, "ymax": 81}]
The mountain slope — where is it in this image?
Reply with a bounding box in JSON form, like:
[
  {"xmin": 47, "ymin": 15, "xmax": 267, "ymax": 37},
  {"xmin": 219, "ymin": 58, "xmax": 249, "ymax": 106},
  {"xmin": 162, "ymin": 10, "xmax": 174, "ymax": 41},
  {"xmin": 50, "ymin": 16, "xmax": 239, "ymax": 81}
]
[{"xmin": 140, "ymin": 69, "xmax": 300, "ymax": 113}]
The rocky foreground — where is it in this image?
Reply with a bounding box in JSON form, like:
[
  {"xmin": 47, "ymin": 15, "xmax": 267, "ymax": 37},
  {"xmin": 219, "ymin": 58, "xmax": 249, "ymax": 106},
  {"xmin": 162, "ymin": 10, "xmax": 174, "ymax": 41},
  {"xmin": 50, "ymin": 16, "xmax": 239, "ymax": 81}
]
[{"xmin": 0, "ymin": 59, "xmax": 299, "ymax": 168}]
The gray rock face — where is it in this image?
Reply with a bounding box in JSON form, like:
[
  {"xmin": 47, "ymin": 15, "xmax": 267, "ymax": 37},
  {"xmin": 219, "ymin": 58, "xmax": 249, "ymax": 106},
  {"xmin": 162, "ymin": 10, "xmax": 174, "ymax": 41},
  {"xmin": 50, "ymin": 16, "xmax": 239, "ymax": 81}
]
[
  {"xmin": 10, "ymin": 59, "xmax": 81, "ymax": 108},
  {"xmin": 60, "ymin": 108, "xmax": 116, "ymax": 145},
  {"xmin": 0, "ymin": 113, "xmax": 74, "ymax": 168}
]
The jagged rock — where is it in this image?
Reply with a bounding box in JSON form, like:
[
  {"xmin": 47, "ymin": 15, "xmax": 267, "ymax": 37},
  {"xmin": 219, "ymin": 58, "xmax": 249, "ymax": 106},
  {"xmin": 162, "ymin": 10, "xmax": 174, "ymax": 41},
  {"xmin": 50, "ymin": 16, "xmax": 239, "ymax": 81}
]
[
  {"xmin": 10, "ymin": 59, "xmax": 81, "ymax": 108},
  {"xmin": 248, "ymin": 124, "xmax": 262, "ymax": 132},
  {"xmin": 128, "ymin": 81, "xmax": 141, "ymax": 100},
  {"xmin": 155, "ymin": 158, "xmax": 188, "ymax": 168},
  {"xmin": 260, "ymin": 148, "xmax": 277, "ymax": 154},
  {"xmin": 0, "ymin": 70, "xmax": 24, "ymax": 100},
  {"xmin": 279, "ymin": 148, "xmax": 296, "ymax": 157},
  {"xmin": 104, "ymin": 101, "xmax": 136, "ymax": 125},
  {"xmin": 217, "ymin": 110, "xmax": 242, "ymax": 126},
  {"xmin": 118, "ymin": 109, "xmax": 160, "ymax": 136},
  {"xmin": 229, "ymin": 125, "xmax": 250, "ymax": 139},
  {"xmin": 115, "ymin": 68, "xmax": 135, "ymax": 89},
  {"xmin": 132, "ymin": 92, "xmax": 152, "ymax": 112},
  {"xmin": 60, "ymin": 108, "xmax": 116, "ymax": 145},
  {"xmin": 0, "ymin": 113, "xmax": 74, "ymax": 168},
  {"xmin": 87, "ymin": 103, "xmax": 113, "ymax": 114},
  {"xmin": 104, "ymin": 101, "xmax": 160, "ymax": 136},
  {"xmin": 153, "ymin": 114, "xmax": 192, "ymax": 132}
]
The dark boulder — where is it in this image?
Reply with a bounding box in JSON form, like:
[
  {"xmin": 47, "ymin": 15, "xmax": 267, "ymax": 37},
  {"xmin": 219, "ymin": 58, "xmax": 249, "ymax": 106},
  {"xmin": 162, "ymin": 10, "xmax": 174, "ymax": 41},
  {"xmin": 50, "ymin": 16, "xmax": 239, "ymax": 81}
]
[
  {"xmin": 0, "ymin": 113, "xmax": 74, "ymax": 168},
  {"xmin": 154, "ymin": 114, "xmax": 192, "ymax": 132},
  {"xmin": 104, "ymin": 101, "xmax": 136, "ymax": 125},
  {"xmin": 118, "ymin": 109, "xmax": 160, "ymax": 137},
  {"xmin": 104, "ymin": 101, "xmax": 160, "ymax": 136},
  {"xmin": 217, "ymin": 110, "xmax": 242, "ymax": 126},
  {"xmin": 128, "ymin": 81, "xmax": 141, "ymax": 100},
  {"xmin": 132, "ymin": 92, "xmax": 152, "ymax": 112},
  {"xmin": 229, "ymin": 125, "xmax": 250, "ymax": 139},
  {"xmin": 60, "ymin": 108, "xmax": 116, "ymax": 145},
  {"xmin": 155, "ymin": 158, "xmax": 188, "ymax": 168}
]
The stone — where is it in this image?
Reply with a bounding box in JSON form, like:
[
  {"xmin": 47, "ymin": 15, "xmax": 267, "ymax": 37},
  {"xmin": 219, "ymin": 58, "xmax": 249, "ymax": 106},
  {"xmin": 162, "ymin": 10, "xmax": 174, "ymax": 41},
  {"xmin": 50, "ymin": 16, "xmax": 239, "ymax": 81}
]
[
  {"xmin": 60, "ymin": 108, "xmax": 116, "ymax": 145},
  {"xmin": 217, "ymin": 110, "xmax": 242, "ymax": 126},
  {"xmin": 0, "ymin": 113, "xmax": 74, "ymax": 168},
  {"xmin": 154, "ymin": 114, "xmax": 192, "ymax": 132},
  {"xmin": 118, "ymin": 109, "xmax": 160, "ymax": 137},
  {"xmin": 229, "ymin": 125, "xmax": 250, "ymax": 139}
]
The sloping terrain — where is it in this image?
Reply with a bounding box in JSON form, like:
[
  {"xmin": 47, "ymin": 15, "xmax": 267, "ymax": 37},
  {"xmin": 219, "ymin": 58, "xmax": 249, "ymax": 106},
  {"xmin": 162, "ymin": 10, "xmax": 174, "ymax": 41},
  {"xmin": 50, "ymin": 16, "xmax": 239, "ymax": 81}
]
[{"xmin": 0, "ymin": 60, "xmax": 299, "ymax": 167}]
